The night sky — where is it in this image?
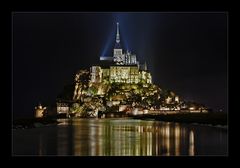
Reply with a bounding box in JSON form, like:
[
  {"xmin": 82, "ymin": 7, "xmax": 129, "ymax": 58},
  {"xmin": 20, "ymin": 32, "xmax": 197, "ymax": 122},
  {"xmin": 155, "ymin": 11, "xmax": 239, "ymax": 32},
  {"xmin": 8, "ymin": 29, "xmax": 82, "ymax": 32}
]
[{"xmin": 13, "ymin": 12, "xmax": 227, "ymax": 119}]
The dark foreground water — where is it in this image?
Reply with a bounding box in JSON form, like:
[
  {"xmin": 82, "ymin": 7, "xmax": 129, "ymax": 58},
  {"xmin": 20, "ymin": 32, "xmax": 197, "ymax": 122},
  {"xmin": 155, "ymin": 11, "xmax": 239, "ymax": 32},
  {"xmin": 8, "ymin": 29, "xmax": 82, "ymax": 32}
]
[{"xmin": 13, "ymin": 118, "xmax": 228, "ymax": 156}]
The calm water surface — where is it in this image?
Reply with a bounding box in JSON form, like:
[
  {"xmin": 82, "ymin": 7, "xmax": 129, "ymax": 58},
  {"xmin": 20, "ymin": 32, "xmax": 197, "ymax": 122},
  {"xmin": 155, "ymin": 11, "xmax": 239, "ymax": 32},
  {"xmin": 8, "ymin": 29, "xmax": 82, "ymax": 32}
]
[{"xmin": 13, "ymin": 118, "xmax": 227, "ymax": 156}]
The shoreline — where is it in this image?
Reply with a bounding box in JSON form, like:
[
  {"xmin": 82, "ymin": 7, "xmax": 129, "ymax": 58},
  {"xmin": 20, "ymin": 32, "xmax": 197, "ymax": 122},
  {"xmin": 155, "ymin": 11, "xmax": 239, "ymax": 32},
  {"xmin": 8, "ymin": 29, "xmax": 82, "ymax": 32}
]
[
  {"xmin": 13, "ymin": 112, "xmax": 227, "ymax": 129},
  {"xmin": 130, "ymin": 112, "xmax": 227, "ymax": 126},
  {"xmin": 12, "ymin": 117, "xmax": 60, "ymax": 129}
]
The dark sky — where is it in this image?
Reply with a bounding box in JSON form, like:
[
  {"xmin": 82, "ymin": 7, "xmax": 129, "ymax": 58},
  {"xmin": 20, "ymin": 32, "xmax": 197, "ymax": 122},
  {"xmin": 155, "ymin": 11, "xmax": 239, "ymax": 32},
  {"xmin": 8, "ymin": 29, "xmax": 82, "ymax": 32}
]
[{"xmin": 13, "ymin": 12, "xmax": 227, "ymax": 119}]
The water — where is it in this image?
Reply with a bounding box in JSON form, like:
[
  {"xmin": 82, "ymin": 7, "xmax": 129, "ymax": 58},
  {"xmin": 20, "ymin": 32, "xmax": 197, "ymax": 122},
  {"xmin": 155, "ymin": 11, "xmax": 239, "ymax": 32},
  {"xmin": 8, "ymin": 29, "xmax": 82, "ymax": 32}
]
[{"xmin": 12, "ymin": 118, "xmax": 228, "ymax": 156}]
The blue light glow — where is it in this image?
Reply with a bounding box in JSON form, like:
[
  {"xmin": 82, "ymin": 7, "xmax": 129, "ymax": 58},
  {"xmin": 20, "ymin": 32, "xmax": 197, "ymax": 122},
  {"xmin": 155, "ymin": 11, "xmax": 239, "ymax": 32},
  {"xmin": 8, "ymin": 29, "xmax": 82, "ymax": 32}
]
[
  {"xmin": 100, "ymin": 27, "xmax": 115, "ymax": 57},
  {"xmin": 114, "ymin": 14, "xmax": 131, "ymax": 51},
  {"xmin": 100, "ymin": 13, "xmax": 133, "ymax": 57}
]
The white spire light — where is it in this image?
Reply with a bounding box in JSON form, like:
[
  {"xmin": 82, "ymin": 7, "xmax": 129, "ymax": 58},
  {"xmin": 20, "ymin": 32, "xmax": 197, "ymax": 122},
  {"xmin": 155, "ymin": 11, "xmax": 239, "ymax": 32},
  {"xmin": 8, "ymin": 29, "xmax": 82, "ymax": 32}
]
[{"xmin": 116, "ymin": 22, "xmax": 120, "ymax": 43}]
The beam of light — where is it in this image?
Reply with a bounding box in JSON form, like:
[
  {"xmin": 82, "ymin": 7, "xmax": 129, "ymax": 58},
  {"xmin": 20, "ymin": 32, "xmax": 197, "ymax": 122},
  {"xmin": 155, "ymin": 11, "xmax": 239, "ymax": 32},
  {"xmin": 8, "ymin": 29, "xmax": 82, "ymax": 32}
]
[
  {"xmin": 100, "ymin": 21, "xmax": 130, "ymax": 57},
  {"xmin": 100, "ymin": 12, "xmax": 138, "ymax": 59},
  {"xmin": 100, "ymin": 26, "xmax": 115, "ymax": 57},
  {"xmin": 114, "ymin": 13, "xmax": 131, "ymax": 52},
  {"xmin": 121, "ymin": 29, "xmax": 130, "ymax": 52}
]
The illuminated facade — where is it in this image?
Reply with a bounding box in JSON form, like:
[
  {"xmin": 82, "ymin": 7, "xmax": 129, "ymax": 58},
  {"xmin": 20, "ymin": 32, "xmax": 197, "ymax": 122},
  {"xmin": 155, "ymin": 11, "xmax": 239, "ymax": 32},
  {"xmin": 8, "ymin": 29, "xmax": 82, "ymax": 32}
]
[
  {"xmin": 90, "ymin": 66, "xmax": 102, "ymax": 83},
  {"xmin": 90, "ymin": 22, "xmax": 152, "ymax": 84},
  {"xmin": 56, "ymin": 102, "xmax": 69, "ymax": 114}
]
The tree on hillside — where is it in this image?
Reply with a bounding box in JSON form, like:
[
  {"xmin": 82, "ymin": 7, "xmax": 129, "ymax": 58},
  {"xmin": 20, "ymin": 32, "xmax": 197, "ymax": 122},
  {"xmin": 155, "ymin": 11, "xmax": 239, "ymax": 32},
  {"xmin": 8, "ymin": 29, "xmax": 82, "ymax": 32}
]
[{"xmin": 73, "ymin": 69, "xmax": 90, "ymax": 101}]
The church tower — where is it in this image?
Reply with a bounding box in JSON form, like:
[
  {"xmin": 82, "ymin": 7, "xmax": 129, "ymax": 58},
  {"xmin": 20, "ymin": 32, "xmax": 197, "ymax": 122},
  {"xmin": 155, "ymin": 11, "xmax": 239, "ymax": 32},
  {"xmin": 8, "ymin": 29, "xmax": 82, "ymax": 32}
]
[{"xmin": 113, "ymin": 22, "xmax": 124, "ymax": 64}]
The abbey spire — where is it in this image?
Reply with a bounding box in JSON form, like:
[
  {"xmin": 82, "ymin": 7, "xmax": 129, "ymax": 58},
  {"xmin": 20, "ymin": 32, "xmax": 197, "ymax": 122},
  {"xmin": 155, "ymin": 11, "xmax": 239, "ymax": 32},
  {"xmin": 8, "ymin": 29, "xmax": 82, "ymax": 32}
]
[
  {"xmin": 114, "ymin": 22, "xmax": 121, "ymax": 49},
  {"xmin": 116, "ymin": 22, "xmax": 120, "ymax": 43}
]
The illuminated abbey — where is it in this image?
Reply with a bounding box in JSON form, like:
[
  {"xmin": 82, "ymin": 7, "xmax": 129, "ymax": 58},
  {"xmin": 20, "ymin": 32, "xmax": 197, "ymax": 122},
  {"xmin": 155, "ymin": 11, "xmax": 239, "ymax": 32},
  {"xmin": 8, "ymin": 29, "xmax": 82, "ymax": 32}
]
[
  {"xmin": 90, "ymin": 22, "xmax": 152, "ymax": 84},
  {"xmin": 57, "ymin": 22, "xmax": 209, "ymax": 117}
]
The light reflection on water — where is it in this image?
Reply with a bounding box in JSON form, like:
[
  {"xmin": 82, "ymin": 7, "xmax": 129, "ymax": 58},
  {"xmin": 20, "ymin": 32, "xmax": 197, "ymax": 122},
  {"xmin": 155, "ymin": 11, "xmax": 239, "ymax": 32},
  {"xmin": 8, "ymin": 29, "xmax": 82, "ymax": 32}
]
[{"xmin": 13, "ymin": 118, "xmax": 227, "ymax": 156}]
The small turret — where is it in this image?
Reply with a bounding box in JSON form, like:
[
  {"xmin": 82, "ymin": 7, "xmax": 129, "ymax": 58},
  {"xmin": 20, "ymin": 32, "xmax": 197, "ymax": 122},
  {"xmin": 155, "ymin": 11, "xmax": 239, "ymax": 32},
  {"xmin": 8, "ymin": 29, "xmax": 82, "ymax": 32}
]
[
  {"xmin": 144, "ymin": 61, "xmax": 147, "ymax": 71},
  {"xmin": 35, "ymin": 103, "xmax": 46, "ymax": 118}
]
